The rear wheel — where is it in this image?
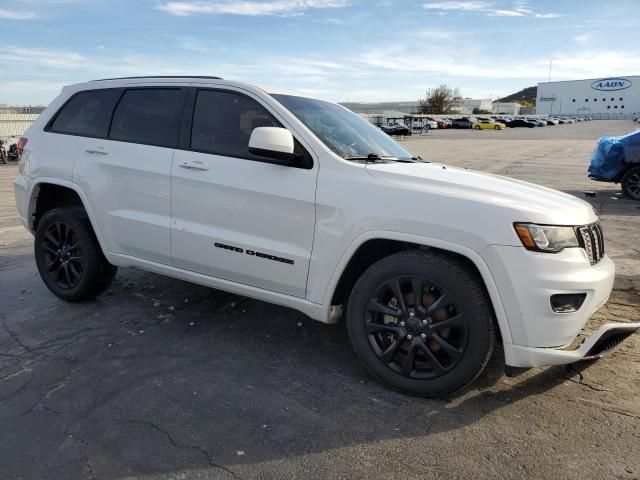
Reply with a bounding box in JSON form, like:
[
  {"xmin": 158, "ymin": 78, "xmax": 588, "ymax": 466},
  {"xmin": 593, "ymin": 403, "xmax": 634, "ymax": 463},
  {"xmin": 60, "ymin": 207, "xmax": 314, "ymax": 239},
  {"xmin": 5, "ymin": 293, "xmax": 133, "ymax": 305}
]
[
  {"xmin": 494, "ymin": 125, "xmax": 500, "ymax": 130},
  {"xmin": 622, "ymin": 166, "xmax": 640, "ymax": 200},
  {"xmin": 35, "ymin": 207, "xmax": 117, "ymax": 301},
  {"xmin": 346, "ymin": 250, "xmax": 495, "ymax": 397},
  {"xmin": 474, "ymin": 125, "xmax": 481, "ymax": 130}
]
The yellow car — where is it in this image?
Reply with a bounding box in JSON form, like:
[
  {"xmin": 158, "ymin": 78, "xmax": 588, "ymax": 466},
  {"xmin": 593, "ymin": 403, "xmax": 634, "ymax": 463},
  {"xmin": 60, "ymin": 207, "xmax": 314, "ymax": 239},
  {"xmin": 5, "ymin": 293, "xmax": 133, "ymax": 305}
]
[{"xmin": 472, "ymin": 119, "xmax": 505, "ymax": 130}]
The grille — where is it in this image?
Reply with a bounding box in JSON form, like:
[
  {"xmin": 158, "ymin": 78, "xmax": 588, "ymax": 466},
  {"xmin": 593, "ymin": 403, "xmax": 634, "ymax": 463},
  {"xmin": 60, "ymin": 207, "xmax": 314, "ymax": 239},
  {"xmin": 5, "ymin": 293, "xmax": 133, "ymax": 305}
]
[{"xmin": 577, "ymin": 223, "xmax": 605, "ymax": 265}]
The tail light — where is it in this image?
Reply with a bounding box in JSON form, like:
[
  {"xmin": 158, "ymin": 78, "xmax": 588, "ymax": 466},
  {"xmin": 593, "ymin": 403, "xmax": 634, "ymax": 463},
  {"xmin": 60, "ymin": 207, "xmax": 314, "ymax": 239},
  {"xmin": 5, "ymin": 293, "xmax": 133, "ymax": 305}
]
[{"xmin": 17, "ymin": 137, "xmax": 28, "ymax": 155}]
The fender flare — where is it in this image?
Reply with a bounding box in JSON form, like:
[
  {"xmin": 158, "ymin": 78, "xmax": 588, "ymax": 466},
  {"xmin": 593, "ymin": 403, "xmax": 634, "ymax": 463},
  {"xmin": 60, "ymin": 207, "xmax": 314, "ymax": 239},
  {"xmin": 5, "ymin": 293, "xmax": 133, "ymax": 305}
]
[
  {"xmin": 28, "ymin": 177, "xmax": 109, "ymax": 256},
  {"xmin": 321, "ymin": 230, "xmax": 513, "ymax": 344}
]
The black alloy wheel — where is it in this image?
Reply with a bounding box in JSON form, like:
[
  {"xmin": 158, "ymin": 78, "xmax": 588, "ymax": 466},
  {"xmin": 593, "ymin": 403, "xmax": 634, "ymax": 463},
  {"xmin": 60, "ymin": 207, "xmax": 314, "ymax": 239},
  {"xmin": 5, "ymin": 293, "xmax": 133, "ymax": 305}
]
[
  {"xmin": 35, "ymin": 207, "xmax": 117, "ymax": 301},
  {"xmin": 365, "ymin": 275, "xmax": 468, "ymax": 379},
  {"xmin": 622, "ymin": 166, "xmax": 640, "ymax": 200},
  {"xmin": 347, "ymin": 250, "xmax": 495, "ymax": 397},
  {"xmin": 41, "ymin": 221, "xmax": 85, "ymax": 289}
]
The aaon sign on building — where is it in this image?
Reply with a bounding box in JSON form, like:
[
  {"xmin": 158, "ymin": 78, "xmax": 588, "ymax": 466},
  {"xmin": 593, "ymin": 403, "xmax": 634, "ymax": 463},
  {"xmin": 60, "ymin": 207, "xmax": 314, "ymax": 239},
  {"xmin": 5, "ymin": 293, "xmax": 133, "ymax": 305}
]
[{"xmin": 591, "ymin": 78, "xmax": 632, "ymax": 91}]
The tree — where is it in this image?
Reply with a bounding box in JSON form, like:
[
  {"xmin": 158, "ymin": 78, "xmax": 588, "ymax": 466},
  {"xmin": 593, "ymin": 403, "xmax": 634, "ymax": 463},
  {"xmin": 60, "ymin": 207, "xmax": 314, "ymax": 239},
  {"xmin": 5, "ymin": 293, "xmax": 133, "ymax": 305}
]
[{"xmin": 418, "ymin": 85, "xmax": 461, "ymax": 114}]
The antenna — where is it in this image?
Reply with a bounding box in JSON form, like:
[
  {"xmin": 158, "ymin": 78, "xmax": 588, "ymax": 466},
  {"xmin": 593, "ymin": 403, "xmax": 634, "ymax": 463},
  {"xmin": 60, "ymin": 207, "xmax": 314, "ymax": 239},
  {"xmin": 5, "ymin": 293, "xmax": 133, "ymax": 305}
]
[{"xmin": 548, "ymin": 59, "xmax": 553, "ymax": 82}]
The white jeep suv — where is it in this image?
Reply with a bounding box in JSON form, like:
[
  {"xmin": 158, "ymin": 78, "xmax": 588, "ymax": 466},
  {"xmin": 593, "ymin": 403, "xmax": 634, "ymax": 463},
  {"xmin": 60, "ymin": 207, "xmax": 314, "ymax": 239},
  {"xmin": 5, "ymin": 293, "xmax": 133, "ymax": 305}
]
[{"xmin": 14, "ymin": 76, "xmax": 640, "ymax": 396}]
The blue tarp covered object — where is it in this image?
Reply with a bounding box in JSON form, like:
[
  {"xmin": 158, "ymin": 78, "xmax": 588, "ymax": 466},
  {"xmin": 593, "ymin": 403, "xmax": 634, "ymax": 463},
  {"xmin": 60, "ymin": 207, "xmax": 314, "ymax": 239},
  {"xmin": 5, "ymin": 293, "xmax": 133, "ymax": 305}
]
[{"xmin": 589, "ymin": 129, "xmax": 640, "ymax": 181}]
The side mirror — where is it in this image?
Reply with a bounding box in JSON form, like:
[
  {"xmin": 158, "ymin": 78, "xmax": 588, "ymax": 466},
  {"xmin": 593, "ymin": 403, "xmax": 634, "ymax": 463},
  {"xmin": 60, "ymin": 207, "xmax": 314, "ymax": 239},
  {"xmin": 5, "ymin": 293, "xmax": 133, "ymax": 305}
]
[{"xmin": 248, "ymin": 127, "xmax": 299, "ymax": 166}]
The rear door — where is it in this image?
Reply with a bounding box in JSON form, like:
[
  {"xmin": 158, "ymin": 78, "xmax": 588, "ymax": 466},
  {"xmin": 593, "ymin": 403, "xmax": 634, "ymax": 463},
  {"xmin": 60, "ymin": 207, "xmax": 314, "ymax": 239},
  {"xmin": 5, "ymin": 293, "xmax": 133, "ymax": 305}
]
[
  {"xmin": 170, "ymin": 88, "xmax": 318, "ymax": 298},
  {"xmin": 74, "ymin": 87, "xmax": 187, "ymax": 264}
]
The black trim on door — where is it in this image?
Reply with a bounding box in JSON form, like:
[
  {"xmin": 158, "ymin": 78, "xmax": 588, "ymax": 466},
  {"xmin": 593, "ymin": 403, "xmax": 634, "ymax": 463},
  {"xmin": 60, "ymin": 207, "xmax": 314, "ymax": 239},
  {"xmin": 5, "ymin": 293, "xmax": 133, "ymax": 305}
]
[{"xmin": 178, "ymin": 88, "xmax": 197, "ymax": 151}]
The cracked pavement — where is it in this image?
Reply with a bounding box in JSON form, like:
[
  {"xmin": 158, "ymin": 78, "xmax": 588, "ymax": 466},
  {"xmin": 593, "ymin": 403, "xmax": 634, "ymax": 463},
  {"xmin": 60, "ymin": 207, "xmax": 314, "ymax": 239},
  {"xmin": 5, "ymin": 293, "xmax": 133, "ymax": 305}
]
[{"xmin": 1, "ymin": 120, "xmax": 639, "ymax": 479}]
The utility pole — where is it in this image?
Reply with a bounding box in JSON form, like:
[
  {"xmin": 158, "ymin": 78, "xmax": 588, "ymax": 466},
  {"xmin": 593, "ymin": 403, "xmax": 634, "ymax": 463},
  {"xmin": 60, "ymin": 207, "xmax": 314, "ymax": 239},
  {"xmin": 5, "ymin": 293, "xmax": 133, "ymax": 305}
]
[{"xmin": 548, "ymin": 59, "xmax": 553, "ymax": 82}]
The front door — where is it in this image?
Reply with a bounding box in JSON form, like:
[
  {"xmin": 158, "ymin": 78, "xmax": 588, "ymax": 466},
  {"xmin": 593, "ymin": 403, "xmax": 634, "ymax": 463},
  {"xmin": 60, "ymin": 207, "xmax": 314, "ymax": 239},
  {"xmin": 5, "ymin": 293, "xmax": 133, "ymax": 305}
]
[{"xmin": 170, "ymin": 88, "xmax": 318, "ymax": 298}]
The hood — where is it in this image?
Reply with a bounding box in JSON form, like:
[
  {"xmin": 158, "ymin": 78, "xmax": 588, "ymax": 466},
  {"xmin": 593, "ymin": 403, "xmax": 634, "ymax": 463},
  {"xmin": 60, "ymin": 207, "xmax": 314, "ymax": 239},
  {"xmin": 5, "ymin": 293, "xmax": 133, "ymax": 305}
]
[{"xmin": 366, "ymin": 162, "xmax": 597, "ymax": 226}]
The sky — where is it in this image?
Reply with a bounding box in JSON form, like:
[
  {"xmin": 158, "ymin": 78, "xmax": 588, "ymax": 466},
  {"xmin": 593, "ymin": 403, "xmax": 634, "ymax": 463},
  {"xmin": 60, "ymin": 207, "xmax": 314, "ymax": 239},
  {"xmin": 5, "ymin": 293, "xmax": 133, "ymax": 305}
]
[{"xmin": 0, "ymin": 0, "xmax": 639, "ymax": 105}]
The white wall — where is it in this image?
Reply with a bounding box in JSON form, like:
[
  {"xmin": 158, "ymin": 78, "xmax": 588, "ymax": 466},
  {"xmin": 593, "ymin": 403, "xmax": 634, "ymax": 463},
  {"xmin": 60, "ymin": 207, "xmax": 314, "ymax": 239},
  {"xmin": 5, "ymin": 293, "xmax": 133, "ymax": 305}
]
[{"xmin": 537, "ymin": 76, "xmax": 640, "ymax": 116}]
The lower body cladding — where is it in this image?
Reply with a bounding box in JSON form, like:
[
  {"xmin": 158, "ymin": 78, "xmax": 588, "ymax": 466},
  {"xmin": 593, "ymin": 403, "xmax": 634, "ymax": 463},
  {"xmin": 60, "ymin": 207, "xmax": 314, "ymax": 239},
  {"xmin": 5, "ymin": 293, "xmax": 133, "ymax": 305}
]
[{"xmin": 482, "ymin": 245, "xmax": 640, "ymax": 368}]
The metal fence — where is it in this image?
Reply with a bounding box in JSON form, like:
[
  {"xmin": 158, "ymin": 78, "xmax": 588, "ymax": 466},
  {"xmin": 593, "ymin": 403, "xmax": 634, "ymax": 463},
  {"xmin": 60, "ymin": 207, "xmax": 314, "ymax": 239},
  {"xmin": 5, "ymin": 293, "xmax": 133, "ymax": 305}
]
[{"xmin": 0, "ymin": 110, "xmax": 39, "ymax": 142}]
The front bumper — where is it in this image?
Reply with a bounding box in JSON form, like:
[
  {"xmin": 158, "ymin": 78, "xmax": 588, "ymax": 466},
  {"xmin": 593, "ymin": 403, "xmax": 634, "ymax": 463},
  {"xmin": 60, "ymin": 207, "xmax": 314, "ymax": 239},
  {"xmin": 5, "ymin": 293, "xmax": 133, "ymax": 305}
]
[
  {"xmin": 482, "ymin": 245, "xmax": 615, "ymax": 347},
  {"xmin": 506, "ymin": 322, "xmax": 640, "ymax": 367},
  {"xmin": 481, "ymin": 244, "xmax": 639, "ymax": 367}
]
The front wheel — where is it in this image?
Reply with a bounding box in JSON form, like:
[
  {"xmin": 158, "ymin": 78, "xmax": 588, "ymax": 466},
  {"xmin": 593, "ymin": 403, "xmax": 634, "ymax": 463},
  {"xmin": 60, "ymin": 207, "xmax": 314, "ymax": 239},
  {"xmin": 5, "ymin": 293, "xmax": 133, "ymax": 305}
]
[
  {"xmin": 346, "ymin": 251, "xmax": 495, "ymax": 397},
  {"xmin": 34, "ymin": 207, "xmax": 117, "ymax": 302},
  {"xmin": 494, "ymin": 125, "xmax": 500, "ymax": 130},
  {"xmin": 474, "ymin": 125, "xmax": 480, "ymax": 130},
  {"xmin": 622, "ymin": 166, "xmax": 640, "ymax": 200}
]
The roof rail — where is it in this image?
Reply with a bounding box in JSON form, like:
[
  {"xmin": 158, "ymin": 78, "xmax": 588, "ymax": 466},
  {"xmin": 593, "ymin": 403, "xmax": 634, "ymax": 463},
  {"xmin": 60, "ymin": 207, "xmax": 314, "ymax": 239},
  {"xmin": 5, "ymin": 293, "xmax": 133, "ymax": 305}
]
[{"xmin": 90, "ymin": 75, "xmax": 223, "ymax": 82}]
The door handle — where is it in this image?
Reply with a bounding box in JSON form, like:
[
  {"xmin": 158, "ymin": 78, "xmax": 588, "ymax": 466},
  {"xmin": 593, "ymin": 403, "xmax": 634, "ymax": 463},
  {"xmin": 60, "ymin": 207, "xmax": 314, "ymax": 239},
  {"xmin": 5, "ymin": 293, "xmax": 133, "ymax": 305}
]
[
  {"xmin": 180, "ymin": 161, "xmax": 209, "ymax": 171},
  {"xmin": 85, "ymin": 147, "xmax": 109, "ymax": 155}
]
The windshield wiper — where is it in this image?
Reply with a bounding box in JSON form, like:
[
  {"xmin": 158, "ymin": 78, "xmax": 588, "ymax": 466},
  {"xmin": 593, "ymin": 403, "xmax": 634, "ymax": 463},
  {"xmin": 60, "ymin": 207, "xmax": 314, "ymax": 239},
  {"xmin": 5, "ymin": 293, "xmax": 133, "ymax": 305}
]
[
  {"xmin": 344, "ymin": 154, "xmax": 418, "ymax": 163},
  {"xmin": 344, "ymin": 153, "xmax": 384, "ymax": 163}
]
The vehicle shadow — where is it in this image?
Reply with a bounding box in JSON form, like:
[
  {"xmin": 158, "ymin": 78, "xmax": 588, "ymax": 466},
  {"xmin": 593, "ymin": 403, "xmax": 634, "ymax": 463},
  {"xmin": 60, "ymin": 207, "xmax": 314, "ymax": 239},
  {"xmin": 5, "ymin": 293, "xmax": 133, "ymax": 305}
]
[{"xmin": 0, "ymin": 254, "xmax": 599, "ymax": 479}]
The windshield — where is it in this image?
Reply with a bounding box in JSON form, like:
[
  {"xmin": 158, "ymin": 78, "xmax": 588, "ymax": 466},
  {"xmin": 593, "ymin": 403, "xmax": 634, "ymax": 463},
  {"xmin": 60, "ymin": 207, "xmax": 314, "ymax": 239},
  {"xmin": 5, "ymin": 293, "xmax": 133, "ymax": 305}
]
[{"xmin": 271, "ymin": 94, "xmax": 415, "ymax": 161}]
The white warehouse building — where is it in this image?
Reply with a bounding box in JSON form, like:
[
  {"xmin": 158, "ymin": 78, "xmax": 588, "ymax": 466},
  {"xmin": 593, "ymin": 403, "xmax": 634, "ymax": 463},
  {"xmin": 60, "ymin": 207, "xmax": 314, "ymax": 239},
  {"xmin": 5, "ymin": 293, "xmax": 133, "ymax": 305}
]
[{"xmin": 536, "ymin": 76, "xmax": 640, "ymax": 117}]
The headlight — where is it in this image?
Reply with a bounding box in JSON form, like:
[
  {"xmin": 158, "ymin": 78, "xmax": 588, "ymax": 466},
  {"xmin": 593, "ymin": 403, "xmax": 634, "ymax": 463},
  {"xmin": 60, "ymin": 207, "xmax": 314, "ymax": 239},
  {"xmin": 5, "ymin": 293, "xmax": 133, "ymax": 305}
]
[{"xmin": 514, "ymin": 223, "xmax": 579, "ymax": 252}]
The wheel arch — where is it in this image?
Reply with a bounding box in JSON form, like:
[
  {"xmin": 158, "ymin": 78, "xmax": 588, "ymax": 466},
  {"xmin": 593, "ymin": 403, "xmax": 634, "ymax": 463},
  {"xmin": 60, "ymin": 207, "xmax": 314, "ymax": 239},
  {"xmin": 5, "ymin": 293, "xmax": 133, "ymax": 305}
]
[
  {"xmin": 28, "ymin": 178, "xmax": 108, "ymax": 255},
  {"xmin": 620, "ymin": 163, "xmax": 640, "ymax": 182},
  {"xmin": 323, "ymin": 231, "xmax": 513, "ymax": 344}
]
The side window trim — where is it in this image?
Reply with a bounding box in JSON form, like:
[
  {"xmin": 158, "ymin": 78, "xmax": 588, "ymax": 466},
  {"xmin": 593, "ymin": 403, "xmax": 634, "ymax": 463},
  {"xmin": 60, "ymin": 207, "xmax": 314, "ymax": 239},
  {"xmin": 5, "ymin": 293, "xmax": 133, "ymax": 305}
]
[
  {"xmin": 44, "ymin": 87, "xmax": 125, "ymax": 139},
  {"xmin": 183, "ymin": 87, "xmax": 313, "ymax": 169}
]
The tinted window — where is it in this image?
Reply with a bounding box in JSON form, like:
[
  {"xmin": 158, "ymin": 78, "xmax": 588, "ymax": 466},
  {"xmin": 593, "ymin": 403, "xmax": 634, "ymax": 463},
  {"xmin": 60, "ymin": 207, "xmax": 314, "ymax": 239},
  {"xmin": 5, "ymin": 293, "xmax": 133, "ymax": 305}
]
[
  {"xmin": 109, "ymin": 89, "xmax": 185, "ymax": 148},
  {"xmin": 50, "ymin": 89, "xmax": 121, "ymax": 137},
  {"xmin": 191, "ymin": 90, "xmax": 280, "ymax": 158}
]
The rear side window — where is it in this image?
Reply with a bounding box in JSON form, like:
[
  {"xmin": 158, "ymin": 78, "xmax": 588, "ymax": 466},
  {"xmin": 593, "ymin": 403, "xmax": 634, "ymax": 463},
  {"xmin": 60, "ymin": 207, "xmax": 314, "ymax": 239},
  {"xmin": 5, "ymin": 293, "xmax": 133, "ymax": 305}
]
[
  {"xmin": 49, "ymin": 89, "xmax": 121, "ymax": 137},
  {"xmin": 109, "ymin": 89, "xmax": 185, "ymax": 148},
  {"xmin": 190, "ymin": 90, "xmax": 280, "ymax": 159}
]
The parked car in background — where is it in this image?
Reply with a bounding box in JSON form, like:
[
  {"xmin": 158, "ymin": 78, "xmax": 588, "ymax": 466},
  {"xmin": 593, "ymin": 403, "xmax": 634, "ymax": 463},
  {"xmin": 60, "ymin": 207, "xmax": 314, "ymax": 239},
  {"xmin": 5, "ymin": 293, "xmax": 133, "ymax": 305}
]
[
  {"xmin": 423, "ymin": 118, "xmax": 439, "ymax": 130},
  {"xmin": 435, "ymin": 118, "xmax": 450, "ymax": 129},
  {"xmin": 589, "ymin": 130, "xmax": 640, "ymax": 200},
  {"xmin": 506, "ymin": 119, "xmax": 536, "ymax": 128},
  {"xmin": 381, "ymin": 123, "xmax": 410, "ymax": 136},
  {"xmin": 525, "ymin": 118, "xmax": 546, "ymax": 127},
  {"xmin": 451, "ymin": 117, "xmax": 476, "ymax": 129},
  {"xmin": 411, "ymin": 120, "xmax": 426, "ymax": 132},
  {"xmin": 472, "ymin": 119, "xmax": 505, "ymax": 130},
  {"xmin": 545, "ymin": 118, "xmax": 559, "ymax": 126}
]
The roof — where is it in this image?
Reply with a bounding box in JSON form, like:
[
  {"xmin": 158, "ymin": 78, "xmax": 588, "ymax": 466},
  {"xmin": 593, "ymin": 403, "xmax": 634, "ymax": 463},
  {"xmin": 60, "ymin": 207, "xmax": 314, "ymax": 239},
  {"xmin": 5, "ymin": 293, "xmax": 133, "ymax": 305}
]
[{"xmin": 90, "ymin": 75, "xmax": 223, "ymax": 82}]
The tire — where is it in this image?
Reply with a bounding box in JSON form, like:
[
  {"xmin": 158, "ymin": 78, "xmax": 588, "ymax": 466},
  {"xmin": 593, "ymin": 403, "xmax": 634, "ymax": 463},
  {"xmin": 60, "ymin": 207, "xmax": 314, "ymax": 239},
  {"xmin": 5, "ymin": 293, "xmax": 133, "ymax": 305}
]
[
  {"xmin": 34, "ymin": 207, "xmax": 117, "ymax": 302},
  {"xmin": 621, "ymin": 166, "xmax": 640, "ymax": 200},
  {"xmin": 494, "ymin": 125, "xmax": 500, "ymax": 130},
  {"xmin": 346, "ymin": 250, "xmax": 495, "ymax": 397},
  {"xmin": 474, "ymin": 125, "xmax": 480, "ymax": 130}
]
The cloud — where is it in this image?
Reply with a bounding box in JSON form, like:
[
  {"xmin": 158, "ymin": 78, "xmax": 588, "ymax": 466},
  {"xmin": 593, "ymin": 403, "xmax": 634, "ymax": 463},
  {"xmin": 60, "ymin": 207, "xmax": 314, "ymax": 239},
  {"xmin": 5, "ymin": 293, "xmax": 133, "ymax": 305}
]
[
  {"xmin": 534, "ymin": 12, "xmax": 561, "ymax": 18},
  {"xmin": 157, "ymin": 0, "xmax": 348, "ymax": 16},
  {"xmin": 574, "ymin": 33, "xmax": 590, "ymax": 43},
  {"xmin": 423, "ymin": 1, "xmax": 561, "ymax": 19},
  {"xmin": 422, "ymin": 1, "xmax": 490, "ymax": 11},
  {"xmin": 488, "ymin": 9, "xmax": 524, "ymax": 17},
  {"xmin": 0, "ymin": 9, "xmax": 36, "ymax": 19}
]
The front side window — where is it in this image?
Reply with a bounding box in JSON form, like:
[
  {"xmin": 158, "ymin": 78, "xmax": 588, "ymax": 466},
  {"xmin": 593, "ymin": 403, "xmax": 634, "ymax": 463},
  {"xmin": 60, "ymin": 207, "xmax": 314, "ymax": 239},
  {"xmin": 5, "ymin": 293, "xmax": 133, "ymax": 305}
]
[
  {"xmin": 271, "ymin": 94, "xmax": 414, "ymax": 161},
  {"xmin": 49, "ymin": 89, "xmax": 121, "ymax": 137},
  {"xmin": 109, "ymin": 89, "xmax": 185, "ymax": 148},
  {"xmin": 190, "ymin": 90, "xmax": 280, "ymax": 159}
]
